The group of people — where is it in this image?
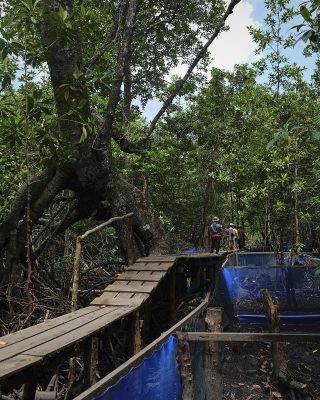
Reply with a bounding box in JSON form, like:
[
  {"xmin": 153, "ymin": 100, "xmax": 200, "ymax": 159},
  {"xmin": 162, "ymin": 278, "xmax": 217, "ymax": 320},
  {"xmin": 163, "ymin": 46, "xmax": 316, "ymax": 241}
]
[{"xmin": 209, "ymin": 217, "xmax": 245, "ymax": 254}]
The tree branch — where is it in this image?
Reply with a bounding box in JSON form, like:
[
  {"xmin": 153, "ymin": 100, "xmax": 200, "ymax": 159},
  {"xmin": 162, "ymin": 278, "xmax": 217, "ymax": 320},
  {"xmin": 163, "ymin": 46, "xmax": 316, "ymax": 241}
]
[
  {"xmin": 103, "ymin": 0, "xmax": 139, "ymax": 134},
  {"xmin": 35, "ymin": 204, "xmax": 79, "ymax": 256},
  {"xmin": 82, "ymin": 2, "xmax": 125, "ymax": 72},
  {"xmin": 146, "ymin": 0, "xmax": 242, "ymax": 137},
  {"xmin": 112, "ymin": 0, "xmax": 242, "ymax": 153}
]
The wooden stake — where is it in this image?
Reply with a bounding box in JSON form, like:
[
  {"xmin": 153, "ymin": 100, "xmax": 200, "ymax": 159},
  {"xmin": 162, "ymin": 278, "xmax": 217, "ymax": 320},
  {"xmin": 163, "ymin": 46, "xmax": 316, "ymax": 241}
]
[
  {"xmin": 71, "ymin": 236, "xmax": 82, "ymax": 312},
  {"xmin": 177, "ymin": 332, "xmax": 194, "ymax": 400},
  {"xmin": 169, "ymin": 268, "xmax": 176, "ymax": 325},
  {"xmin": 205, "ymin": 307, "xmax": 223, "ymax": 400},
  {"xmin": 83, "ymin": 336, "xmax": 99, "ymax": 388},
  {"xmin": 260, "ymin": 288, "xmax": 287, "ymax": 379},
  {"xmin": 141, "ymin": 300, "xmax": 151, "ymax": 346},
  {"xmin": 127, "ymin": 215, "xmax": 134, "ymax": 266},
  {"xmin": 129, "ymin": 311, "xmax": 142, "ymax": 356},
  {"xmin": 22, "ymin": 378, "xmax": 37, "ymax": 400}
]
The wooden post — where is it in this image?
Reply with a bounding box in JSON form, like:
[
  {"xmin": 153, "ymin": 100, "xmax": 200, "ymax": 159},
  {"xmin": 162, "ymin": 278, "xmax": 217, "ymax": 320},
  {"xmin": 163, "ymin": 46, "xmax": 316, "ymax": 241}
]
[
  {"xmin": 199, "ymin": 267, "xmax": 206, "ymax": 294},
  {"xmin": 71, "ymin": 236, "xmax": 82, "ymax": 312},
  {"xmin": 22, "ymin": 378, "xmax": 37, "ymax": 400},
  {"xmin": 71, "ymin": 212, "xmax": 134, "ymax": 312},
  {"xmin": 127, "ymin": 215, "xmax": 134, "ymax": 266},
  {"xmin": 129, "ymin": 311, "xmax": 142, "ymax": 356},
  {"xmin": 83, "ymin": 336, "xmax": 99, "ymax": 388},
  {"xmin": 177, "ymin": 332, "xmax": 194, "ymax": 400},
  {"xmin": 169, "ymin": 268, "xmax": 176, "ymax": 325},
  {"xmin": 260, "ymin": 288, "xmax": 287, "ymax": 379},
  {"xmin": 205, "ymin": 307, "xmax": 223, "ymax": 400},
  {"xmin": 141, "ymin": 300, "xmax": 151, "ymax": 346}
]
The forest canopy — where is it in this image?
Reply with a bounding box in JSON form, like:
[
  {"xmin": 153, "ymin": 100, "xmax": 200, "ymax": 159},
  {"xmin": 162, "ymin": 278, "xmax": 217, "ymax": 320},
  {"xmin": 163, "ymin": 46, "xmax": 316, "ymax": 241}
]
[{"xmin": 0, "ymin": 0, "xmax": 319, "ymax": 322}]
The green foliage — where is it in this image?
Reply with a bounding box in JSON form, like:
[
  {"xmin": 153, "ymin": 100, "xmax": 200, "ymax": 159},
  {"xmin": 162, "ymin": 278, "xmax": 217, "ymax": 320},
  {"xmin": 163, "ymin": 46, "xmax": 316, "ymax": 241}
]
[{"xmin": 294, "ymin": 1, "xmax": 320, "ymax": 51}]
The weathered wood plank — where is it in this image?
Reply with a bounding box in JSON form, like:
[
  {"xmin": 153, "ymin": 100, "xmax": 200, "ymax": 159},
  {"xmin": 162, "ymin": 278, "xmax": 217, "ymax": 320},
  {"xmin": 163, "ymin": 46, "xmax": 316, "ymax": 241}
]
[
  {"xmin": 183, "ymin": 332, "xmax": 320, "ymax": 342},
  {"xmin": 104, "ymin": 281, "xmax": 157, "ymax": 293},
  {"xmin": 177, "ymin": 333, "xmax": 194, "ymax": 399},
  {"xmin": 127, "ymin": 263, "xmax": 173, "ymax": 271},
  {"xmin": 24, "ymin": 306, "xmax": 134, "ymax": 358},
  {"xmin": 136, "ymin": 256, "xmax": 176, "ymax": 263},
  {"xmin": 0, "ymin": 355, "xmax": 42, "ymax": 379},
  {"xmin": 0, "ymin": 306, "xmax": 102, "ymax": 347},
  {"xmin": 117, "ymin": 271, "xmax": 166, "ymax": 282},
  {"xmin": 0, "ymin": 307, "xmax": 118, "ymax": 362},
  {"xmin": 90, "ymin": 292, "xmax": 148, "ymax": 306},
  {"xmin": 205, "ymin": 308, "xmax": 223, "ymax": 400}
]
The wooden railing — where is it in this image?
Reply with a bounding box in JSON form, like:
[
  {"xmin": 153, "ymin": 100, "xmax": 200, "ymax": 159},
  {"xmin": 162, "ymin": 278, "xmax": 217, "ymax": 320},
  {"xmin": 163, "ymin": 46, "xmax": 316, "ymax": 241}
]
[{"xmin": 75, "ymin": 291, "xmax": 212, "ymax": 400}]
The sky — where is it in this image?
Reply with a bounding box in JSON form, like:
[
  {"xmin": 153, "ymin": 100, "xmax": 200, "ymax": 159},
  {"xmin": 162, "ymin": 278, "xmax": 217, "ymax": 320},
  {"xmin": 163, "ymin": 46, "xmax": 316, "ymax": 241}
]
[{"xmin": 141, "ymin": 0, "xmax": 317, "ymax": 120}]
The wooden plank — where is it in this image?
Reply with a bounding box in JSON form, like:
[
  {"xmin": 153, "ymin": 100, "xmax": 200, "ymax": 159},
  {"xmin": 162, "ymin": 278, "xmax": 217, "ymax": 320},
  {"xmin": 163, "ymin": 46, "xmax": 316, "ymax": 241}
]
[
  {"xmin": 0, "ymin": 306, "xmax": 102, "ymax": 347},
  {"xmin": 127, "ymin": 263, "xmax": 173, "ymax": 271},
  {"xmin": 178, "ymin": 253, "xmax": 224, "ymax": 259},
  {"xmin": 104, "ymin": 281, "xmax": 157, "ymax": 293},
  {"xmin": 117, "ymin": 271, "xmax": 166, "ymax": 282},
  {"xmin": 90, "ymin": 292, "xmax": 148, "ymax": 307},
  {"xmin": 0, "ymin": 307, "xmax": 118, "ymax": 362},
  {"xmin": 136, "ymin": 256, "xmax": 176, "ymax": 263},
  {"xmin": 0, "ymin": 354, "xmax": 42, "ymax": 379},
  {"xmin": 24, "ymin": 306, "xmax": 134, "ymax": 357},
  {"xmin": 183, "ymin": 332, "xmax": 320, "ymax": 342},
  {"xmin": 74, "ymin": 291, "xmax": 211, "ymax": 400}
]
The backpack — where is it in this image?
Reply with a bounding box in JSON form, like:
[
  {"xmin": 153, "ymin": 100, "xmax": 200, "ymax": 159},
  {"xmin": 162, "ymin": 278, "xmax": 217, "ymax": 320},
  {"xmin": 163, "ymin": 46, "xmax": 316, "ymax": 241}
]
[{"xmin": 210, "ymin": 223, "xmax": 222, "ymax": 236}]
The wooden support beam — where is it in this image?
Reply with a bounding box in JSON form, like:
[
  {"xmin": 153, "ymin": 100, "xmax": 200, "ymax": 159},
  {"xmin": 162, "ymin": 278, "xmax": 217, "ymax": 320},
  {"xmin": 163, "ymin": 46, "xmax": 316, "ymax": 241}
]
[
  {"xmin": 260, "ymin": 288, "xmax": 287, "ymax": 379},
  {"xmin": 127, "ymin": 215, "xmax": 134, "ymax": 266},
  {"xmin": 22, "ymin": 377, "xmax": 37, "ymax": 400},
  {"xmin": 141, "ymin": 300, "xmax": 152, "ymax": 346},
  {"xmin": 205, "ymin": 307, "xmax": 223, "ymax": 400},
  {"xmin": 129, "ymin": 311, "xmax": 142, "ymax": 356},
  {"xmin": 181, "ymin": 332, "xmax": 320, "ymax": 342},
  {"xmin": 83, "ymin": 336, "xmax": 99, "ymax": 388},
  {"xmin": 169, "ymin": 269, "xmax": 176, "ymax": 325},
  {"xmin": 177, "ymin": 333, "xmax": 194, "ymax": 400}
]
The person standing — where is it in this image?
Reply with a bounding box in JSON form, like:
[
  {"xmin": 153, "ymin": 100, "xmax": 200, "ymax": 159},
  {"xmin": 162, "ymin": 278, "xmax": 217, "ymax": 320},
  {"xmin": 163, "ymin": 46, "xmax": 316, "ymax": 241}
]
[
  {"xmin": 226, "ymin": 223, "xmax": 235, "ymax": 250},
  {"xmin": 210, "ymin": 217, "xmax": 222, "ymax": 254},
  {"xmin": 233, "ymin": 225, "xmax": 239, "ymax": 249}
]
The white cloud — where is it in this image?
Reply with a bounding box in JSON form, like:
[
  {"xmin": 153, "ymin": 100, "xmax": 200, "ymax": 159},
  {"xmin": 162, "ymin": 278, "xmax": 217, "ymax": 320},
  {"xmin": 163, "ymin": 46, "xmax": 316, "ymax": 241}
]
[
  {"xmin": 210, "ymin": 1, "xmax": 260, "ymax": 70},
  {"xmin": 141, "ymin": 1, "xmax": 261, "ymax": 119},
  {"xmin": 169, "ymin": 1, "xmax": 260, "ymax": 78}
]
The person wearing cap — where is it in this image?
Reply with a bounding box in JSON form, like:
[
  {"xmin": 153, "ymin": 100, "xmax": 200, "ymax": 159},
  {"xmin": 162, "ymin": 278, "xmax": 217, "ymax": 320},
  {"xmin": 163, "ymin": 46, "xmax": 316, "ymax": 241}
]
[
  {"xmin": 226, "ymin": 223, "xmax": 235, "ymax": 250},
  {"xmin": 209, "ymin": 217, "xmax": 222, "ymax": 254}
]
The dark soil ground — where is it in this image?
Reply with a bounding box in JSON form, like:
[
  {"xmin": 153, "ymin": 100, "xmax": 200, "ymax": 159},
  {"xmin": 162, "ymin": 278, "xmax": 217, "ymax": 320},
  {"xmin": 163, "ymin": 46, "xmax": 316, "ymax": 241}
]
[{"xmin": 221, "ymin": 336, "xmax": 320, "ymax": 399}]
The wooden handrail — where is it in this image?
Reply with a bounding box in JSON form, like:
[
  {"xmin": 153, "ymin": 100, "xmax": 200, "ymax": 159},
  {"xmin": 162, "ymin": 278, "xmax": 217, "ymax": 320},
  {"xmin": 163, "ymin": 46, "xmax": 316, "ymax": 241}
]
[
  {"xmin": 71, "ymin": 212, "xmax": 134, "ymax": 311},
  {"xmin": 74, "ymin": 291, "xmax": 211, "ymax": 400},
  {"xmin": 179, "ymin": 332, "xmax": 320, "ymax": 342}
]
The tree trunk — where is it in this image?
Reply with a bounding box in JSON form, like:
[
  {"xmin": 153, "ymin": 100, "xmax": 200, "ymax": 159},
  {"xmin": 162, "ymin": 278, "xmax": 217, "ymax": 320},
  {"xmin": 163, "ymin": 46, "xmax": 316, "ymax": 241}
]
[
  {"xmin": 0, "ymin": 0, "xmax": 164, "ymax": 305},
  {"xmin": 294, "ymin": 162, "xmax": 300, "ymax": 245}
]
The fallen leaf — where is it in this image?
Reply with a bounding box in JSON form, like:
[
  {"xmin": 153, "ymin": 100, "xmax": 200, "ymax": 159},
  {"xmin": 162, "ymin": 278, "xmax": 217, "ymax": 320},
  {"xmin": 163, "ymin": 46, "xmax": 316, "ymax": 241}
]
[
  {"xmin": 272, "ymin": 391, "xmax": 283, "ymax": 399},
  {"xmin": 0, "ymin": 340, "xmax": 7, "ymax": 345},
  {"xmin": 252, "ymin": 384, "xmax": 261, "ymax": 389},
  {"xmin": 312, "ymin": 349, "xmax": 319, "ymax": 353},
  {"xmin": 238, "ymin": 383, "xmax": 244, "ymax": 386}
]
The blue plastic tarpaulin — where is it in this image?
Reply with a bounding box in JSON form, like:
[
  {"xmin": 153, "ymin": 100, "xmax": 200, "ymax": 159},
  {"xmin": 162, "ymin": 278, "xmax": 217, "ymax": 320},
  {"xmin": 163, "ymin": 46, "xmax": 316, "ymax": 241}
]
[
  {"xmin": 183, "ymin": 247, "xmax": 196, "ymax": 254},
  {"xmin": 220, "ymin": 255, "xmax": 320, "ymax": 327},
  {"xmin": 95, "ymin": 335, "xmax": 182, "ymax": 400}
]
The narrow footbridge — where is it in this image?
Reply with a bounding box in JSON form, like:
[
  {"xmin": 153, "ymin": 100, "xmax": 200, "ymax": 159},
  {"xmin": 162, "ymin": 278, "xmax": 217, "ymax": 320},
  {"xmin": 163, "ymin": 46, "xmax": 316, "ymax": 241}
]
[{"xmin": 0, "ymin": 252, "xmax": 225, "ymax": 397}]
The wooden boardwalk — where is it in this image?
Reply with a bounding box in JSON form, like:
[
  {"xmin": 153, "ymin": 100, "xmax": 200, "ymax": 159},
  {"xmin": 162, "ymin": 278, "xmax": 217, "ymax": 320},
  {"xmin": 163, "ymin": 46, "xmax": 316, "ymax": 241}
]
[{"xmin": 0, "ymin": 252, "xmax": 223, "ymax": 392}]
